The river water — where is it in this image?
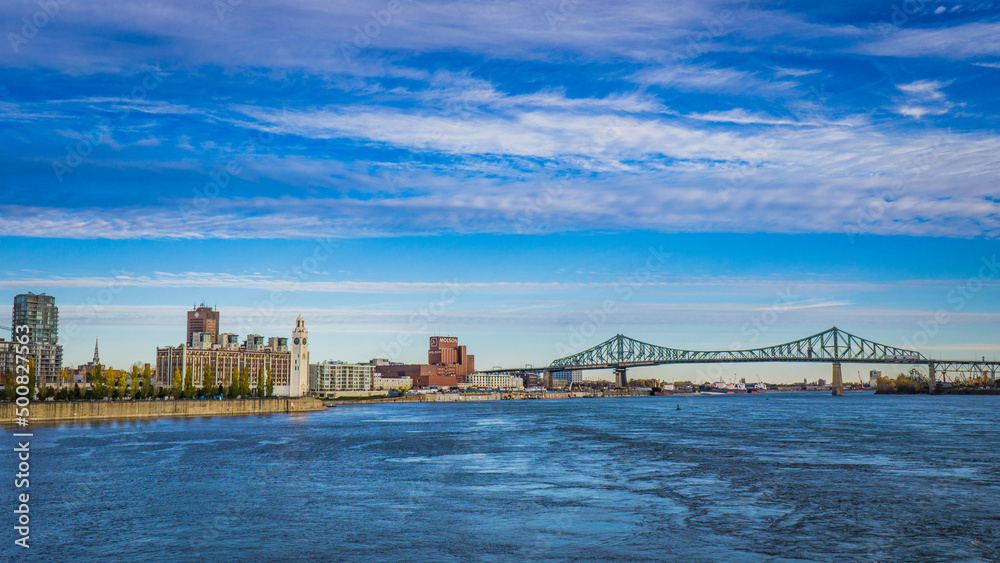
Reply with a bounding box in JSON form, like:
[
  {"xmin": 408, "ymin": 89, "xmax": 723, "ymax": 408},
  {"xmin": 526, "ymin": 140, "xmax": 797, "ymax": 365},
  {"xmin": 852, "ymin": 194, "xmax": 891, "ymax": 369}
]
[{"xmin": 6, "ymin": 393, "xmax": 1000, "ymax": 562}]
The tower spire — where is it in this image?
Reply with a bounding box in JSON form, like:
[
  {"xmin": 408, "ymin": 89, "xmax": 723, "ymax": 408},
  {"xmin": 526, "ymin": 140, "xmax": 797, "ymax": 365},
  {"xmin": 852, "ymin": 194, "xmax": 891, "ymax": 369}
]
[{"xmin": 93, "ymin": 338, "xmax": 100, "ymax": 366}]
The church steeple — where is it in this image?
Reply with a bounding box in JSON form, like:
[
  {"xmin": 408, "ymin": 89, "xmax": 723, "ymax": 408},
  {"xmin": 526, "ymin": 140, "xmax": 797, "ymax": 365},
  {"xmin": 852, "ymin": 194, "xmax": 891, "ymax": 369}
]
[{"xmin": 93, "ymin": 338, "xmax": 100, "ymax": 366}]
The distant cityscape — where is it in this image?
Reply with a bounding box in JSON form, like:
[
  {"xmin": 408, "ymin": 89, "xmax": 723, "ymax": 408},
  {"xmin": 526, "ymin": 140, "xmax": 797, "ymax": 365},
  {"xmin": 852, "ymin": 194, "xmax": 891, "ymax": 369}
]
[{"xmin": 0, "ymin": 292, "xmax": 599, "ymax": 398}]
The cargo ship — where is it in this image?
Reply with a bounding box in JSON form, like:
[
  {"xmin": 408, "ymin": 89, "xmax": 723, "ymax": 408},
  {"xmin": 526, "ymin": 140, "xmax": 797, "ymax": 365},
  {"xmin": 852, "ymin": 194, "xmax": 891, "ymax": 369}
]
[
  {"xmin": 750, "ymin": 382, "xmax": 767, "ymax": 393},
  {"xmin": 702, "ymin": 382, "xmax": 746, "ymax": 394},
  {"xmin": 650, "ymin": 384, "xmax": 675, "ymax": 396}
]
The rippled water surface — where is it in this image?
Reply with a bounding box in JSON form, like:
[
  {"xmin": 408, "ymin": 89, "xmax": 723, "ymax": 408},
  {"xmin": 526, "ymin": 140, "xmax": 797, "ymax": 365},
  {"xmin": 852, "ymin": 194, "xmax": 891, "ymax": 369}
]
[{"xmin": 7, "ymin": 393, "xmax": 1000, "ymax": 561}]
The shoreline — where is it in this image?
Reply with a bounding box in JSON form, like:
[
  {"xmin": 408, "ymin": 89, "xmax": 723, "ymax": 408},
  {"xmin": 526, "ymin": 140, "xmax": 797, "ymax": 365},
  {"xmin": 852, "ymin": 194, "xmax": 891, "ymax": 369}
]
[{"xmin": 0, "ymin": 397, "xmax": 326, "ymax": 425}]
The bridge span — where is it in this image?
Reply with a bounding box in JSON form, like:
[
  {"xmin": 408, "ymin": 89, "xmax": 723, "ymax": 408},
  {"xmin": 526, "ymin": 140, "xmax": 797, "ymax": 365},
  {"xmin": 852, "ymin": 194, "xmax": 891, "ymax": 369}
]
[{"xmin": 486, "ymin": 327, "xmax": 998, "ymax": 395}]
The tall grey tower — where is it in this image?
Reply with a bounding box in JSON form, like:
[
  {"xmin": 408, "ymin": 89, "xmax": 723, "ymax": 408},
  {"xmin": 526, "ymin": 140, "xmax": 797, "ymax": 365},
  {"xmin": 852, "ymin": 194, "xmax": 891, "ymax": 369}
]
[{"xmin": 12, "ymin": 293, "xmax": 63, "ymax": 386}]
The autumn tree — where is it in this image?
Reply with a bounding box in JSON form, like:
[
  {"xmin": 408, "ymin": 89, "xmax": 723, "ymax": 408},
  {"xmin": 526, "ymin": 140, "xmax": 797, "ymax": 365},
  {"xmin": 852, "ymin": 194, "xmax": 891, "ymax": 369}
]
[
  {"xmin": 116, "ymin": 368, "xmax": 128, "ymax": 398},
  {"xmin": 265, "ymin": 367, "xmax": 273, "ymax": 397},
  {"xmin": 131, "ymin": 364, "xmax": 141, "ymax": 397},
  {"xmin": 173, "ymin": 367, "xmax": 182, "ymax": 398},
  {"xmin": 256, "ymin": 367, "xmax": 264, "ymax": 397},
  {"xmin": 203, "ymin": 364, "xmax": 214, "ymax": 397}
]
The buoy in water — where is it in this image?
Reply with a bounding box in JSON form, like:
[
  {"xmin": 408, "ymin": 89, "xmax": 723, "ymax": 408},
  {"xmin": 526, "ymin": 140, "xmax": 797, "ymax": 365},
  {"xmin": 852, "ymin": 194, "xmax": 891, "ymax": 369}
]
[{"xmin": 676, "ymin": 404, "xmax": 681, "ymax": 411}]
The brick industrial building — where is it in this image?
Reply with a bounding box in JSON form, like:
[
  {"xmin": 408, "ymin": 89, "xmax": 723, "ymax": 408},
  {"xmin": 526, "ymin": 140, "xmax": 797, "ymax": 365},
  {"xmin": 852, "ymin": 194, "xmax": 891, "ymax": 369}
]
[
  {"xmin": 156, "ymin": 307, "xmax": 309, "ymax": 396},
  {"xmin": 375, "ymin": 336, "xmax": 475, "ymax": 388}
]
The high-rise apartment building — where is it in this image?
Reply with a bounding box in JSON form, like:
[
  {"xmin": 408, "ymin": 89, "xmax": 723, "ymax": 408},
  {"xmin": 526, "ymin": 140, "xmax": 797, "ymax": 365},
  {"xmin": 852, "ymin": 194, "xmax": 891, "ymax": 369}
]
[{"xmin": 11, "ymin": 292, "xmax": 63, "ymax": 385}]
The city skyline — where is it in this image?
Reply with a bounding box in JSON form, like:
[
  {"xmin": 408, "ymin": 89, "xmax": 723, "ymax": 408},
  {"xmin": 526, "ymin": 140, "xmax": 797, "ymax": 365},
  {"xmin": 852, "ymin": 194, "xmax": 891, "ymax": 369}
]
[{"xmin": 2, "ymin": 1, "xmax": 999, "ymax": 382}]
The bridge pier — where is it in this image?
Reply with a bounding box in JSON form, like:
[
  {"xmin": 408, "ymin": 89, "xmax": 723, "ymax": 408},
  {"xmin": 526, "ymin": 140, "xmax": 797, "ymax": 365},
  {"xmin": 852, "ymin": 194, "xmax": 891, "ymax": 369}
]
[
  {"xmin": 831, "ymin": 362, "xmax": 844, "ymax": 396},
  {"xmin": 614, "ymin": 366, "xmax": 628, "ymax": 388},
  {"xmin": 928, "ymin": 362, "xmax": 936, "ymax": 392}
]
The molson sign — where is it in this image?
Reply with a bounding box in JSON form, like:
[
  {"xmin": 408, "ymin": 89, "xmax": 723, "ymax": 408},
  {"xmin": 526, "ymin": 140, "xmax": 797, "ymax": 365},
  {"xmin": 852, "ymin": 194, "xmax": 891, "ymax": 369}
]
[{"xmin": 429, "ymin": 336, "xmax": 458, "ymax": 348}]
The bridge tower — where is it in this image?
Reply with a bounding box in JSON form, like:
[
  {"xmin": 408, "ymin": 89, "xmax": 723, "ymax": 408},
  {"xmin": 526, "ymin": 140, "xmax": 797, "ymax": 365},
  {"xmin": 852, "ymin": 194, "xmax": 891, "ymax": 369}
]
[
  {"xmin": 831, "ymin": 362, "xmax": 844, "ymax": 396},
  {"xmin": 614, "ymin": 366, "xmax": 627, "ymax": 388},
  {"xmin": 928, "ymin": 362, "xmax": 936, "ymax": 391}
]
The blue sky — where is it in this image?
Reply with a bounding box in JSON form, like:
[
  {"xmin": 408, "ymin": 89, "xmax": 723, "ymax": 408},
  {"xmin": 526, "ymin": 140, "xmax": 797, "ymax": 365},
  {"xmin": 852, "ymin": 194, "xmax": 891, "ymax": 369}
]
[{"xmin": 1, "ymin": 1, "xmax": 998, "ymax": 382}]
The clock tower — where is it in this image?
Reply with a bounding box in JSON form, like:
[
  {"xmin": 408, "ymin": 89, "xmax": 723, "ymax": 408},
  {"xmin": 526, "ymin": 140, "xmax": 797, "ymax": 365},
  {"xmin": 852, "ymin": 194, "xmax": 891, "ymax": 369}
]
[{"xmin": 289, "ymin": 314, "xmax": 309, "ymax": 396}]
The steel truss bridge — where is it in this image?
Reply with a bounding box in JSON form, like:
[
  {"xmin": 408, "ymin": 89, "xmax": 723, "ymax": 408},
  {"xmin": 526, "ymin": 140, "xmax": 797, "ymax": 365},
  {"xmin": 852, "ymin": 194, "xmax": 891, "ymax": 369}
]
[{"xmin": 487, "ymin": 327, "xmax": 998, "ymax": 393}]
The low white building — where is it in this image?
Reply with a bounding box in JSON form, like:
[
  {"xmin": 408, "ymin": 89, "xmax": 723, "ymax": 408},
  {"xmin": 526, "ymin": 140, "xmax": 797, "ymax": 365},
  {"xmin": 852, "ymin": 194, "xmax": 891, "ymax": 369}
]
[
  {"xmin": 310, "ymin": 361, "xmax": 374, "ymax": 394},
  {"xmin": 467, "ymin": 373, "xmax": 525, "ymax": 389},
  {"xmin": 373, "ymin": 373, "xmax": 412, "ymax": 390}
]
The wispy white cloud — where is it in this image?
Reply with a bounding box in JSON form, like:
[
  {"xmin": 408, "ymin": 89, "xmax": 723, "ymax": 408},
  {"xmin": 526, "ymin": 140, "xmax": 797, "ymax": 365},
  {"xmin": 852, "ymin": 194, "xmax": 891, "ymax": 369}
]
[
  {"xmin": 893, "ymin": 79, "xmax": 954, "ymax": 118},
  {"xmin": 860, "ymin": 21, "xmax": 1000, "ymax": 58}
]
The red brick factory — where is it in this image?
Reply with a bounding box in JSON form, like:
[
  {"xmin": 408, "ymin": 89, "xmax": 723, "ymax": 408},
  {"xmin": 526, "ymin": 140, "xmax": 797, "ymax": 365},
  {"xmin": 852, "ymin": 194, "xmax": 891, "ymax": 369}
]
[{"xmin": 375, "ymin": 336, "xmax": 475, "ymax": 388}]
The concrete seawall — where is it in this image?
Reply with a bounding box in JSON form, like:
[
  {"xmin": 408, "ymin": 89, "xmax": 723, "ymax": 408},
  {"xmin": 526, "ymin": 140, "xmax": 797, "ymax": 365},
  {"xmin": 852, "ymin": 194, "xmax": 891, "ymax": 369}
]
[
  {"xmin": 1, "ymin": 397, "xmax": 327, "ymax": 423},
  {"xmin": 323, "ymin": 391, "xmax": 651, "ymax": 406}
]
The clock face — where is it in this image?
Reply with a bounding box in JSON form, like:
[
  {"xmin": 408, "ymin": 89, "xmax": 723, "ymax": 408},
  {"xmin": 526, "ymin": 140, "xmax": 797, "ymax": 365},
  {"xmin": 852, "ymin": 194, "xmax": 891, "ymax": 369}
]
[
  {"xmin": 294, "ymin": 337, "xmax": 300, "ymax": 345},
  {"xmin": 302, "ymin": 338, "xmax": 307, "ymax": 345}
]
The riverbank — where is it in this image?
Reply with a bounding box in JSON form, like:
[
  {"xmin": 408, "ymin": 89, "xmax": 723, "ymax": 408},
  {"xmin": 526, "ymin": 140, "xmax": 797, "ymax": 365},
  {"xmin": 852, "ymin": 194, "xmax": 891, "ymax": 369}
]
[
  {"xmin": 324, "ymin": 390, "xmax": 656, "ymax": 406},
  {"xmin": 0, "ymin": 397, "xmax": 326, "ymax": 424}
]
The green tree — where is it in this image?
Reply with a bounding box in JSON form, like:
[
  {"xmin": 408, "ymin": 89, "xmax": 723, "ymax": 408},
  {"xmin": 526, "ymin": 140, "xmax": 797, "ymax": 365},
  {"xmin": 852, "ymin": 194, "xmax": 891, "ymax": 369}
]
[
  {"xmin": 184, "ymin": 365, "xmax": 195, "ymax": 398},
  {"xmin": 256, "ymin": 367, "xmax": 264, "ymax": 397},
  {"xmin": 73, "ymin": 383, "xmax": 82, "ymax": 401},
  {"xmin": 141, "ymin": 364, "xmax": 153, "ymax": 398},
  {"xmin": 4, "ymin": 369, "xmax": 15, "ymax": 400},
  {"xmin": 265, "ymin": 367, "xmax": 273, "ymax": 397},
  {"xmin": 92, "ymin": 365, "xmax": 109, "ymax": 399},
  {"xmin": 239, "ymin": 366, "xmax": 248, "ymax": 397},
  {"xmin": 27, "ymin": 359, "xmax": 37, "ymax": 401},
  {"xmin": 203, "ymin": 364, "xmax": 214, "ymax": 396}
]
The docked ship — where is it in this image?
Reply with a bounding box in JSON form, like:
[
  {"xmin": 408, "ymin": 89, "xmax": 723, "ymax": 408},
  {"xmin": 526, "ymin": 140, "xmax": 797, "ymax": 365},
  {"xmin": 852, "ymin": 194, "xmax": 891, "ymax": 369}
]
[
  {"xmin": 651, "ymin": 384, "xmax": 675, "ymax": 396},
  {"xmin": 750, "ymin": 382, "xmax": 767, "ymax": 393},
  {"xmin": 702, "ymin": 382, "xmax": 746, "ymax": 394}
]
